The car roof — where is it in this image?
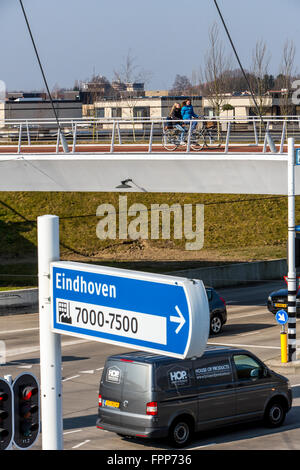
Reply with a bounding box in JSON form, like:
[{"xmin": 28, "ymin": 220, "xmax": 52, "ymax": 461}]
[{"xmin": 106, "ymin": 345, "xmax": 247, "ymax": 365}]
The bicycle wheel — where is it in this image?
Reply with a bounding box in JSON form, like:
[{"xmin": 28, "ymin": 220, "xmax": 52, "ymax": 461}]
[
  {"xmin": 190, "ymin": 134, "xmax": 205, "ymax": 151},
  {"xmin": 205, "ymin": 130, "xmax": 223, "ymax": 148},
  {"xmin": 162, "ymin": 133, "xmax": 179, "ymax": 151}
]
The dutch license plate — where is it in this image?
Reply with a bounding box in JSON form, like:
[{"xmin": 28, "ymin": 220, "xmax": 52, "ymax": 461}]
[
  {"xmin": 104, "ymin": 399, "xmax": 120, "ymax": 408},
  {"xmin": 275, "ymin": 303, "xmax": 287, "ymax": 308}
]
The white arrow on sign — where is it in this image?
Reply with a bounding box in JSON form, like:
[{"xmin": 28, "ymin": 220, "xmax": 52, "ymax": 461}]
[
  {"xmin": 277, "ymin": 312, "xmax": 287, "ymax": 322},
  {"xmin": 170, "ymin": 305, "xmax": 186, "ymax": 334}
]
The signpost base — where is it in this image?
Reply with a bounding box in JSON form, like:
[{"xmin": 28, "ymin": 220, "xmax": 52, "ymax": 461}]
[{"xmin": 281, "ymin": 332, "xmax": 288, "ymax": 364}]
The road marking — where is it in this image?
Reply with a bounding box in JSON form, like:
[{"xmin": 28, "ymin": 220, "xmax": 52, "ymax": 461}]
[
  {"xmin": 0, "ymin": 327, "xmax": 39, "ymax": 335},
  {"xmin": 64, "ymin": 429, "xmax": 83, "ymax": 435},
  {"xmin": 72, "ymin": 439, "xmax": 90, "ymax": 449},
  {"xmin": 62, "ymin": 375, "xmax": 80, "ymax": 382},
  {"xmin": 192, "ymin": 443, "xmax": 216, "ymax": 450},
  {"xmin": 227, "ymin": 311, "xmax": 267, "ymax": 320},
  {"xmin": 4, "ymin": 338, "xmax": 91, "ymax": 358},
  {"xmin": 238, "ymin": 330, "xmax": 265, "ymax": 337}
]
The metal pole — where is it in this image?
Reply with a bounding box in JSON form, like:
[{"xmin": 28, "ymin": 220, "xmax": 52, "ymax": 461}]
[
  {"xmin": 225, "ymin": 121, "xmax": 231, "ymax": 153},
  {"xmin": 56, "ymin": 128, "xmax": 60, "ymax": 154},
  {"xmin": 148, "ymin": 121, "xmax": 154, "ymax": 153},
  {"xmin": 110, "ymin": 121, "xmax": 116, "ymax": 153},
  {"xmin": 38, "ymin": 215, "xmax": 63, "ymax": 449},
  {"xmin": 263, "ymin": 121, "xmax": 270, "ymax": 153},
  {"xmin": 287, "ymin": 137, "xmax": 297, "ymax": 362},
  {"xmin": 72, "ymin": 122, "xmax": 77, "ymax": 153},
  {"xmin": 280, "ymin": 120, "xmax": 287, "ymax": 154},
  {"xmin": 187, "ymin": 121, "xmax": 192, "ymax": 152},
  {"xmin": 26, "ymin": 120, "xmax": 31, "ymax": 146},
  {"xmin": 18, "ymin": 123, "xmax": 22, "ymax": 154},
  {"xmin": 253, "ymin": 118, "xmax": 258, "ymax": 146}
]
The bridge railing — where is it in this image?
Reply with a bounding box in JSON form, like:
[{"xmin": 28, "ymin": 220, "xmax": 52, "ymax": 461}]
[{"xmin": 1, "ymin": 116, "xmax": 300, "ymax": 153}]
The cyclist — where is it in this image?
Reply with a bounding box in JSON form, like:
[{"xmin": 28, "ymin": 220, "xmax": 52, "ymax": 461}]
[
  {"xmin": 168, "ymin": 102, "xmax": 186, "ymax": 144},
  {"xmin": 181, "ymin": 99, "xmax": 199, "ymax": 133}
]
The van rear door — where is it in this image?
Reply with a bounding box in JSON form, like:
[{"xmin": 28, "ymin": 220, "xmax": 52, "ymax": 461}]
[
  {"xmin": 119, "ymin": 360, "xmax": 152, "ymax": 432},
  {"xmin": 100, "ymin": 359, "xmax": 125, "ymax": 427}
]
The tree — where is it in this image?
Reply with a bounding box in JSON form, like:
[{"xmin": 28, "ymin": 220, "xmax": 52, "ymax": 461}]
[
  {"xmin": 113, "ymin": 49, "xmax": 151, "ymax": 141},
  {"xmin": 278, "ymin": 39, "xmax": 296, "ymax": 116},
  {"xmin": 203, "ymin": 23, "xmax": 232, "ymax": 116},
  {"xmin": 170, "ymin": 75, "xmax": 193, "ymax": 95},
  {"xmin": 250, "ymin": 39, "xmax": 271, "ymax": 116}
]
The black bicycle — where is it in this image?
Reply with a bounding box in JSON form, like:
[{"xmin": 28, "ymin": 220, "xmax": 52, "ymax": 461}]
[{"xmin": 162, "ymin": 121, "xmax": 224, "ymax": 151}]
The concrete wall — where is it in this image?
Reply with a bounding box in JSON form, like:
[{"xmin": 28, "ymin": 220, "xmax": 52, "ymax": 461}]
[
  {"xmin": 0, "ymin": 288, "xmax": 38, "ymax": 314},
  {"xmin": 170, "ymin": 258, "xmax": 287, "ymax": 288}
]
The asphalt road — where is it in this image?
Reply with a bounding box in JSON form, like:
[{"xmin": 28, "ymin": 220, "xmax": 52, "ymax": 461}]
[{"xmin": 1, "ymin": 279, "xmax": 300, "ymax": 452}]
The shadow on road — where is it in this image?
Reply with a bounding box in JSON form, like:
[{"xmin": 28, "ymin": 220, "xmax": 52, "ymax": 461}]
[{"xmin": 63, "ymin": 413, "xmax": 98, "ymax": 430}]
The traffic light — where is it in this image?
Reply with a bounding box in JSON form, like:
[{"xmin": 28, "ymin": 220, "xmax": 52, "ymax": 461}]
[
  {"xmin": 0, "ymin": 377, "xmax": 13, "ymax": 450},
  {"xmin": 13, "ymin": 372, "xmax": 40, "ymax": 449}
]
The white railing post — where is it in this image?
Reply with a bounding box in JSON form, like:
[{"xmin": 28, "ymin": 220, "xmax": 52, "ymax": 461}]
[
  {"xmin": 187, "ymin": 121, "xmax": 192, "ymax": 152},
  {"xmin": 148, "ymin": 121, "xmax": 154, "ymax": 153},
  {"xmin": 26, "ymin": 120, "xmax": 31, "ymax": 146},
  {"xmin": 72, "ymin": 122, "xmax": 77, "ymax": 153},
  {"xmin": 280, "ymin": 120, "xmax": 287, "ymax": 154},
  {"xmin": 17, "ymin": 123, "xmax": 22, "ymax": 154},
  {"xmin": 110, "ymin": 121, "xmax": 116, "ymax": 153},
  {"xmin": 117, "ymin": 121, "xmax": 122, "ymax": 145},
  {"xmin": 225, "ymin": 121, "xmax": 231, "ymax": 153},
  {"xmin": 263, "ymin": 121, "xmax": 270, "ymax": 152},
  {"xmin": 253, "ymin": 117, "xmax": 258, "ymax": 145},
  {"xmin": 56, "ymin": 128, "xmax": 60, "ymax": 154}
]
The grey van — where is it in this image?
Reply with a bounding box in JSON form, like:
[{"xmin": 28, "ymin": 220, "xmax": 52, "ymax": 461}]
[{"xmin": 96, "ymin": 346, "xmax": 292, "ymax": 447}]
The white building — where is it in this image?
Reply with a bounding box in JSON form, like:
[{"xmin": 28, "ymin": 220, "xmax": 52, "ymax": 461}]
[
  {"xmin": 83, "ymin": 95, "xmax": 202, "ymax": 121},
  {"xmin": 0, "ymin": 99, "xmax": 82, "ymax": 125}
]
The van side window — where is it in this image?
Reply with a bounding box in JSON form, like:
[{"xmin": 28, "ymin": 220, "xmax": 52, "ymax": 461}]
[
  {"xmin": 193, "ymin": 357, "xmax": 233, "ymax": 385},
  {"xmin": 233, "ymin": 354, "xmax": 263, "ymax": 380}
]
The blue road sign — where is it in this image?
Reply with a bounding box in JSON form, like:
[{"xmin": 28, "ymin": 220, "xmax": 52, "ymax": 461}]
[
  {"xmin": 51, "ymin": 261, "xmax": 210, "ymax": 359},
  {"xmin": 296, "ymin": 149, "xmax": 300, "ymax": 165},
  {"xmin": 275, "ymin": 309, "xmax": 288, "ymax": 325}
]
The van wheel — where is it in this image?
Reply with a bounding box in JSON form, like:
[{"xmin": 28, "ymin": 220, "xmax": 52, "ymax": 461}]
[
  {"xmin": 210, "ymin": 314, "xmax": 222, "ymax": 335},
  {"xmin": 169, "ymin": 418, "xmax": 193, "ymax": 448},
  {"xmin": 264, "ymin": 400, "xmax": 286, "ymax": 428}
]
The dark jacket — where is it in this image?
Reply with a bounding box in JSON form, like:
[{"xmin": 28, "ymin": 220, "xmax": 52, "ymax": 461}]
[{"xmin": 169, "ymin": 107, "xmax": 182, "ymax": 122}]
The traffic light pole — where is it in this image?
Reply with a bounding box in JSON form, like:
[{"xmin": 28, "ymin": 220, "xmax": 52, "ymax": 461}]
[
  {"xmin": 38, "ymin": 215, "xmax": 63, "ymax": 449},
  {"xmin": 288, "ymin": 138, "xmax": 297, "ymax": 362}
]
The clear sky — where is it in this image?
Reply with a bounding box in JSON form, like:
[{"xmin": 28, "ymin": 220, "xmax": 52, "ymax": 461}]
[{"xmin": 1, "ymin": 0, "xmax": 299, "ymax": 92}]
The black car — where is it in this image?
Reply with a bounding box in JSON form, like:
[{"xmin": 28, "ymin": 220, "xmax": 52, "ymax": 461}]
[
  {"xmin": 206, "ymin": 287, "xmax": 227, "ymax": 334},
  {"xmin": 267, "ymin": 288, "xmax": 300, "ymax": 316}
]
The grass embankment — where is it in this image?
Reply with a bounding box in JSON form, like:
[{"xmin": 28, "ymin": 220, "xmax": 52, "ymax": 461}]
[{"xmin": 0, "ymin": 192, "xmax": 295, "ymax": 289}]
